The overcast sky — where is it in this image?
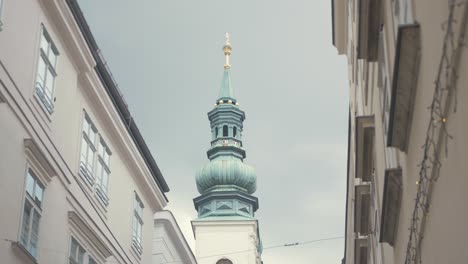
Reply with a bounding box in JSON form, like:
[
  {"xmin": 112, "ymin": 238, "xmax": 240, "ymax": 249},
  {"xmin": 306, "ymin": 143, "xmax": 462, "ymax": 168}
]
[{"xmin": 78, "ymin": 1, "xmax": 349, "ymax": 263}]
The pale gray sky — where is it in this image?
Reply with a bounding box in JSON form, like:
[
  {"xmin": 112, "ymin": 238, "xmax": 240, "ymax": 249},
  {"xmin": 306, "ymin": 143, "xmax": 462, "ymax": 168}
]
[{"xmin": 78, "ymin": 1, "xmax": 349, "ymax": 263}]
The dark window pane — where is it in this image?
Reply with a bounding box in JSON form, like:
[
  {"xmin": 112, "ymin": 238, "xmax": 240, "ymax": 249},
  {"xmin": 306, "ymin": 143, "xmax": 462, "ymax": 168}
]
[{"xmin": 20, "ymin": 201, "xmax": 33, "ymax": 247}]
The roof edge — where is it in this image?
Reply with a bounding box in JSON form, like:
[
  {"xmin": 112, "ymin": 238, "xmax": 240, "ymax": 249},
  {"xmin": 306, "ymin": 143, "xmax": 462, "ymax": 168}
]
[{"xmin": 65, "ymin": 0, "xmax": 169, "ymax": 195}]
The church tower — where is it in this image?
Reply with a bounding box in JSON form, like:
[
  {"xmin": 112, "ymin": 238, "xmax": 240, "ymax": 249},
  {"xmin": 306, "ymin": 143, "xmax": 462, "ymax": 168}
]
[{"xmin": 192, "ymin": 34, "xmax": 262, "ymax": 264}]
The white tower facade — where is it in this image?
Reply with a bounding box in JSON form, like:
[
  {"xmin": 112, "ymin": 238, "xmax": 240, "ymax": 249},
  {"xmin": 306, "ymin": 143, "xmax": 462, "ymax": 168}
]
[{"xmin": 192, "ymin": 219, "xmax": 261, "ymax": 264}]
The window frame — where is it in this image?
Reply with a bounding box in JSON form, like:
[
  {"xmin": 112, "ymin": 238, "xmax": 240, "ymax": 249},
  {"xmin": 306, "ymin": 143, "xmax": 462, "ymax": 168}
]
[
  {"xmin": 20, "ymin": 169, "xmax": 45, "ymax": 258},
  {"xmin": 80, "ymin": 114, "xmax": 98, "ymax": 184},
  {"xmin": 0, "ymin": 0, "xmax": 4, "ymax": 31},
  {"xmin": 69, "ymin": 237, "xmax": 98, "ymax": 264},
  {"xmin": 96, "ymin": 139, "xmax": 111, "ymax": 196},
  {"xmin": 79, "ymin": 112, "xmax": 112, "ymax": 207},
  {"xmin": 132, "ymin": 193, "xmax": 144, "ymax": 254},
  {"xmin": 35, "ymin": 25, "xmax": 59, "ymax": 113}
]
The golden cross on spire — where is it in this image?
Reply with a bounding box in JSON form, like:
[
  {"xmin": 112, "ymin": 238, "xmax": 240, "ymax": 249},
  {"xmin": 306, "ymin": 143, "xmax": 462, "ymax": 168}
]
[{"xmin": 223, "ymin": 32, "xmax": 232, "ymax": 69}]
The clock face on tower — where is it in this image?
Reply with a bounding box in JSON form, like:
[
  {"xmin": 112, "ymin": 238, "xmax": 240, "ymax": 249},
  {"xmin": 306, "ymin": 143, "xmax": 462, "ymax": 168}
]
[{"xmin": 216, "ymin": 259, "xmax": 233, "ymax": 264}]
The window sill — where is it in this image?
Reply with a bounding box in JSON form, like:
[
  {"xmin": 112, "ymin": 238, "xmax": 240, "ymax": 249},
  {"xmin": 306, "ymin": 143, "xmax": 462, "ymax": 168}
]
[
  {"xmin": 78, "ymin": 167, "xmax": 108, "ymax": 217},
  {"xmin": 79, "ymin": 166, "xmax": 95, "ymax": 188},
  {"xmin": 35, "ymin": 87, "xmax": 54, "ymax": 114},
  {"xmin": 11, "ymin": 241, "xmax": 38, "ymax": 264},
  {"xmin": 95, "ymin": 187, "xmax": 109, "ymax": 207},
  {"xmin": 93, "ymin": 192, "xmax": 109, "ymax": 217},
  {"xmin": 130, "ymin": 240, "xmax": 143, "ymax": 261},
  {"xmin": 32, "ymin": 93, "xmax": 52, "ymax": 124}
]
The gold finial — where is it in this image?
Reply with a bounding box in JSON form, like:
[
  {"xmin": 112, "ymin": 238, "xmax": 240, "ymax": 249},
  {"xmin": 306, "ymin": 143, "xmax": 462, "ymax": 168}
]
[
  {"xmin": 225, "ymin": 32, "xmax": 231, "ymax": 45},
  {"xmin": 223, "ymin": 32, "xmax": 232, "ymax": 69}
]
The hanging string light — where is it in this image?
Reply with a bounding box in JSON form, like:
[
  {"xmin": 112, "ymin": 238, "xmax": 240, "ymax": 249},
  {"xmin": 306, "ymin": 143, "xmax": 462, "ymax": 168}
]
[{"xmin": 404, "ymin": 1, "xmax": 468, "ymax": 263}]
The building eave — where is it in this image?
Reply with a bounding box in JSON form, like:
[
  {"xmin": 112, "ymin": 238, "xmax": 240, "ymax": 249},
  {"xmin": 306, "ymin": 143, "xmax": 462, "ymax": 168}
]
[
  {"xmin": 65, "ymin": 0, "xmax": 169, "ymax": 196},
  {"xmin": 331, "ymin": 0, "xmax": 348, "ymax": 55}
]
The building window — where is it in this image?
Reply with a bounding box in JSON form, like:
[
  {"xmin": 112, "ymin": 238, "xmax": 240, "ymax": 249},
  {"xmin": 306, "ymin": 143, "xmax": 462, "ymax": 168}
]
[
  {"xmin": 132, "ymin": 193, "xmax": 144, "ymax": 254},
  {"xmin": 79, "ymin": 113, "xmax": 111, "ymax": 206},
  {"xmin": 95, "ymin": 140, "xmax": 111, "ymax": 203},
  {"xmin": 215, "ymin": 127, "xmax": 219, "ymax": 138},
  {"xmin": 69, "ymin": 237, "xmax": 97, "ymax": 264},
  {"xmin": 80, "ymin": 114, "xmax": 97, "ymax": 183},
  {"xmin": 35, "ymin": 26, "xmax": 58, "ymax": 113},
  {"xmin": 0, "ymin": 0, "xmax": 4, "ymax": 31},
  {"xmin": 20, "ymin": 169, "xmax": 44, "ymax": 258},
  {"xmin": 233, "ymin": 127, "xmax": 237, "ymax": 138},
  {"xmin": 223, "ymin": 125, "xmax": 228, "ymax": 137}
]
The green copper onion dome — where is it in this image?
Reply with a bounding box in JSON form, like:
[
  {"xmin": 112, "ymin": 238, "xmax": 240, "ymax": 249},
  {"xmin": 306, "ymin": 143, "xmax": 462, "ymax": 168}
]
[{"xmin": 196, "ymin": 157, "xmax": 256, "ymax": 194}]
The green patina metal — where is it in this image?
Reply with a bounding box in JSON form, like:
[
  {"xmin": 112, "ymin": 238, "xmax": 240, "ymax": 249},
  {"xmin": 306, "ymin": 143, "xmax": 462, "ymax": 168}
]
[
  {"xmin": 194, "ymin": 43, "xmax": 258, "ymax": 220},
  {"xmin": 218, "ymin": 68, "xmax": 235, "ymax": 100}
]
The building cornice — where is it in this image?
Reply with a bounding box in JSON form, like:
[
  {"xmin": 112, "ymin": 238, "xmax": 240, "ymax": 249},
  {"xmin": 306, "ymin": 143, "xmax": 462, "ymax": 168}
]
[
  {"xmin": 40, "ymin": 0, "xmax": 95, "ymax": 73},
  {"xmin": 40, "ymin": 0, "xmax": 169, "ymax": 208},
  {"xmin": 78, "ymin": 70, "xmax": 167, "ymax": 211}
]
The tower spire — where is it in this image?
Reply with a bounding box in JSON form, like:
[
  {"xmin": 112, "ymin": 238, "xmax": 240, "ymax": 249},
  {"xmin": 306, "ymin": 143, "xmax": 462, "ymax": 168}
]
[
  {"xmin": 218, "ymin": 33, "xmax": 235, "ymax": 101},
  {"xmin": 194, "ymin": 34, "xmax": 258, "ymax": 219},
  {"xmin": 223, "ymin": 32, "xmax": 232, "ymax": 69},
  {"xmin": 192, "ymin": 36, "xmax": 262, "ymax": 264}
]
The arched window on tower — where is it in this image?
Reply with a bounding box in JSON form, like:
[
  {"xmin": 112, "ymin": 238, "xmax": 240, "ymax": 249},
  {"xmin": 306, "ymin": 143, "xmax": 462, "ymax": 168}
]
[
  {"xmin": 233, "ymin": 127, "xmax": 237, "ymax": 138},
  {"xmin": 216, "ymin": 259, "xmax": 233, "ymax": 264},
  {"xmin": 215, "ymin": 127, "xmax": 219, "ymax": 138},
  {"xmin": 223, "ymin": 125, "xmax": 228, "ymax": 137}
]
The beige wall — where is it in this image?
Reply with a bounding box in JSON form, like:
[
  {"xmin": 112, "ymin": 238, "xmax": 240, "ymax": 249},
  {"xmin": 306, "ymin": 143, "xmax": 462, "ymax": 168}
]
[
  {"xmin": 0, "ymin": 0, "xmax": 168, "ymax": 263},
  {"xmin": 337, "ymin": 0, "xmax": 468, "ymax": 263}
]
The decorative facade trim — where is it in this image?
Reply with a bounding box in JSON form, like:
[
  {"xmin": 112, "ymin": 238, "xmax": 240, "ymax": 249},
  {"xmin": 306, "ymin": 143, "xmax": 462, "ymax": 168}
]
[
  {"xmin": 24, "ymin": 138, "xmax": 56, "ymax": 184},
  {"xmin": 68, "ymin": 211, "xmax": 112, "ymax": 260}
]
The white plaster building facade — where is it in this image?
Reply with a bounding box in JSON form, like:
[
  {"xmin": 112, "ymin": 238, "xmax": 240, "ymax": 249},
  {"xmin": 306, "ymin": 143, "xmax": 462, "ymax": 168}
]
[
  {"xmin": 153, "ymin": 211, "xmax": 197, "ymax": 264},
  {"xmin": 332, "ymin": 0, "xmax": 468, "ymax": 263},
  {"xmin": 0, "ymin": 0, "xmax": 195, "ymax": 264},
  {"xmin": 191, "ymin": 218, "xmax": 260, "ymax": 264}
]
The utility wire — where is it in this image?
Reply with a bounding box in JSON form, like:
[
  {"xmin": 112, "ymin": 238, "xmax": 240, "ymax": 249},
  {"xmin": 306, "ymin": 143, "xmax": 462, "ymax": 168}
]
[{"xmin": 3, "ymin": 235, "xmax": 343, "ymax": 264}]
